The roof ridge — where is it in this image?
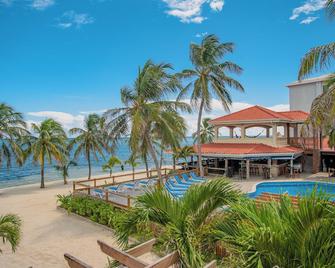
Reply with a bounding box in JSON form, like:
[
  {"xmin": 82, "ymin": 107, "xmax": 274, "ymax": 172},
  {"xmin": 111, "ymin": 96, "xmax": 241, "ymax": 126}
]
[{"xmin": 254, "ymin": 105, "xmax": 284, "ymax": 119}]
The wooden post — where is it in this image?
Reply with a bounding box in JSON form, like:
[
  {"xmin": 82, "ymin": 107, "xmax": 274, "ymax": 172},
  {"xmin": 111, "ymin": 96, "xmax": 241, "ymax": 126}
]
[
  {"xmin": 105, "ymin": 190, "xmax": 109, "ymax": 202},
  {"xmin": 88, "ymin": 187, "xmax": 91, "ymax": 196},
  {"xmin": 94, "ymin": 179, "xmax": 97, "ymax": 187},
  {"xmin": 246, "ymin": 160, "xmax": 250, "ymax": 180},
  {"xmin": 127, "ymin": 195, "xmax": 131, "ymax": 208},
  {"xmin": 113, "ymin": 176, "xmax": 115, "ymax": 184},
  {"xmin": 72, "ymin": 181, "xmax": 75, "ymax": 192}
]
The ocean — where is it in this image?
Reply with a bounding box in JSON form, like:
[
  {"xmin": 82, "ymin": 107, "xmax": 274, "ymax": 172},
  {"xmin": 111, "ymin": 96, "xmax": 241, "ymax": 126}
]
[{"xmin": 0, "ymin": 138, "xmax": 193, "ymax": 188}]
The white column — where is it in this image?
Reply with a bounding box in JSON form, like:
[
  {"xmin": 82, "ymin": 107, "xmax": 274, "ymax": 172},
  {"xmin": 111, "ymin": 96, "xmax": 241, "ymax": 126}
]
[
  {"xmin": 266, "ymin": 127, "xmax": 270, "ymax": 138},
  {"xmin": 268, "ymin": 158, "xmax": 272, "ymax": 178},
  {"xmin": 272, "ymin": 124, "xmax": 277, "ymax": 146},
  {"xmin": 290, "ymin": 158, "xmax": 294, "ymax": 177},
  {"xmin": 229, "ymin": 127, "xmax": 234, "ymax": 138},
  {"xmin": 214, "ymin": 127, "xmax": 219, "ymax": 140},
  {"xmin": 241, "ymin": 126, "xmax": 246, "ymax": 139}
]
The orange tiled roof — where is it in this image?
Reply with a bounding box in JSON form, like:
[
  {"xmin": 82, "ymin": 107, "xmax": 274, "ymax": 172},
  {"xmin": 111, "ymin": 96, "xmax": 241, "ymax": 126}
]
[
  {"xmin": 209, "ymin": 105, "xmax": 309, "ymax": 123},
  {"xmin": 194, "ymin": 143, "xmax": 303, "ymax": 156}
]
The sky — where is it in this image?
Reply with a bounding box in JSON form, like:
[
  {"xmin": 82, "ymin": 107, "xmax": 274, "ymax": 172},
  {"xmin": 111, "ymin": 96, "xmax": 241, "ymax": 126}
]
[{"xmin": 0, "ymin": 0, "xmax": 333, "ymax": 134}]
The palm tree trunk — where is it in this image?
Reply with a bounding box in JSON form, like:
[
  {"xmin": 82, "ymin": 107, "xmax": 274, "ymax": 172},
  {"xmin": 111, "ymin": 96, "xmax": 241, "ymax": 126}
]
[
  {"xmin": 144, "ymin": 154, "xmax": 149, "ymax": 177},
  {"xmin": 87, "ymin": 151, "xmax": 92, "ymax": 180},
  {"xmin": 132, "ymin": 167, "xmax": 135, "ymax": 180},
  {"xmin": 63, "ymin": 166, "xmax": 68, "ymax": 185},
  {"xmin": 173, "ymin": 156, "xmax": 176, "ymax": 170},
  {"xmin": 146, "ymin": 137, "xmax": 162, "ymax": 186},
  {"xmin": 197, "ymin": 99, "xmax": 205, "ymax": 177},
  {"xmin": 40, "ymin": 154, "xmax": 45, "ymax": 188},
  {"xmin": 159, "ymin": 147, "xmax": 163, "ymax": 169}
]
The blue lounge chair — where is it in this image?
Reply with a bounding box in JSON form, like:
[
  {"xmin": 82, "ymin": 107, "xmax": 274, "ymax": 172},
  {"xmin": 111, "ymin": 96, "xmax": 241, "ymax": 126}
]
[
  {"xmin": 181, "ymin": 173, "xmax": 203, "ymax": 183},
  {"xmin": 190, "ymin": 172, "xmax": 204, "ymax": 181},
  {"xmin": 173, "ymin": 175, "xmax": 193, "ymax": 186},
  {"xmin": 166, "ymin": 180, "xmax": 188, "ymax": 191},
  {"xmin": 165, "ymin": 183, "xmax": 184, "ymax": 198},
  {"xmin": 92, "ymin": 189, "xmax": 105, "ymax": 198}
]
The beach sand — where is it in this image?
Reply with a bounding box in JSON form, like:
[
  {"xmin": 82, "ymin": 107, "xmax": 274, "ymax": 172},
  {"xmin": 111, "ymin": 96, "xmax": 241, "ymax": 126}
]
[{"xmin": 0, "ymin": 168, "xmax": 162, "ymax": 268}]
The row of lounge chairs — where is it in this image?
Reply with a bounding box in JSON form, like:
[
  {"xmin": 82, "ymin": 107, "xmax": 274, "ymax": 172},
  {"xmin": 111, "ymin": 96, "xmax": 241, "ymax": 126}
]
[{"xmin": 165, "ymin": 172, "xmax": 205, "ymax": 198}]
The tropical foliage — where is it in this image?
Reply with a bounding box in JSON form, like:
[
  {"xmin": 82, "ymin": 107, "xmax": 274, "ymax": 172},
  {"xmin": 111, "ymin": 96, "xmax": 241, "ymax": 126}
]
[
  {"xmin": 178, "ymin": 34, "xmax": 244, "ymax": 176},
  {"xmin": 102, "ymin": 156, "xmax": 122, "ymax": 177},
  {"xmin": 0, "ymin": 214, "xmax": 22, "ymax": 253},
  {"xmin": 54, "ymin": 159, "xmax": 77, "ymax": 185},
  {"xmin": 69, "ymin": 114, "xmax": 107, "ymax": 179},
  {"xmin": 212, "ymin": 193, "xmax": 335, "ymax": 268},
  {"xmin": 116, "ymin": 179, "xmax": 240, "ymax": 267},
  {"xmin": 125, "ymin": 154, "xmax": 140, "ymax": 180},
  {"xmin": 0, "ymin": 103, "xmax": 29, "ymax": 168},
  {"xmin": 104, "ymin": 60, "xmax": 190, "ymax": 185},
  {"xmin": 192, "ymin": 117, "xmax": 215, "ymax": 144},
  {"xmin": 25, "ymin": 119, "xmax": 67, "ymax": 188},
  {"xmin": 174, "ymin": 146, "xmax": 195, "ymax": 170}
]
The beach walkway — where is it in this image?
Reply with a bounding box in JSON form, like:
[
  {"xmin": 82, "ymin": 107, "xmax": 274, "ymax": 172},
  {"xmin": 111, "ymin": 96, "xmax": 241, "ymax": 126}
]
[{"xmin": 0, "ymin": 180, "xmax": 119, "ymax": 268}]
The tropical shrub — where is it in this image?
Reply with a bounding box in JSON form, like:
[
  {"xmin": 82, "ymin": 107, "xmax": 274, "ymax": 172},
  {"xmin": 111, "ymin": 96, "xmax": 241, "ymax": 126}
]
[
  {"xmin": 0, "ymin": 214, "xmax": 22, "ymax": 253},
  {"xmin": 211, "ymin": 192, "xmax": 335, "ymax": 268}
]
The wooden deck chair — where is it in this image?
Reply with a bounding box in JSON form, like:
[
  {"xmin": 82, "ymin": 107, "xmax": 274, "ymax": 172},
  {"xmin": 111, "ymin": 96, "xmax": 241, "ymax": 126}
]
[{"xmin": 64, "ymin": 253, "xmax": 93, "ymax": 268}]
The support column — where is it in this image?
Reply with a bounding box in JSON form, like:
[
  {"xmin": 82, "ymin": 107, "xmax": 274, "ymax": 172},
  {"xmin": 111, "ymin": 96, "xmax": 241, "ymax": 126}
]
[
  {"xmin": 272, "ymin": 124, "xmax": 278, "ymax": 146},
  {"xmin": 225, "ymin": 159, "xmax": 228, "ymax": 175},
  {"xmin": 241, "ymin": 126, "xmax": 246, "ymax": 139},
  {"xmin": 266, "ymin": 127, "xmax": 270, "ymax": 138},
  {"xmin": 229, "ymin": 127, "xmax": 234, "ymax": 138},
  {"xmin": 294, "ymin": 124, "xmax": 298, "ymax": 139},
  {"xmin": 214, "ymin": 127, "xmax": 219, "ymax": 140},
  {"xmin": 286, "ymin": 123, "xmax": 290, "ymax": 144},
  {"xmin": 246, "ymin": 160, "xmax": 250, "ymax": 180},
  {"xmin": 268, "ymin": 158, "xmax": 272, "ymax": 178},
  {"xmin": 290, "ymin": 158, "xmax": 294, "ymax": 177}
]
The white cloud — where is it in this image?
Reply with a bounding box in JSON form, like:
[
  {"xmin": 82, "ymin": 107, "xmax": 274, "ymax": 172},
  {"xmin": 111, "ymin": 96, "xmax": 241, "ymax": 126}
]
[
  {"xmin": 179, "ymin": 99, "xmax": 289, "ymax": 135},
  {"xmin": 27, "ymin": 111, "xmax": 85, "ymax": 131},
  {"xmin": 57, "ymin": 11, "xmax": 94, "ymax": 29},
  {"xmin": 161, "ymin": 0, "xmax": 224, "ymax": 23},
  {"xmin": 300, "ymin": 16, "xmax": 319, "ymax": 24},
  {"xmin": 31, "ymin": 0, "xmax": 54, "ymax": 10},
  {"xmin": 290, "ymin": 0, "xmax": 326, "ymax": 24}
]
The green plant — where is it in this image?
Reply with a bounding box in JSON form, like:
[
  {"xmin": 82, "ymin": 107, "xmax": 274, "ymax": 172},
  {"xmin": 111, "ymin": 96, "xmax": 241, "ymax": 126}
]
[
  {"xmin": 192, "ymin": 118, "xmax": 215, "ymax": 144},
  {"xmin": 0, "ymin": 214, "xmax": 22, "ymax": 253},
  {"xmin": 125, "ymin": 154, "xmax": 140, "ymax": 180},
  {"xmin": 178, "ymin": 34, "xmax": 244, "ymax": 176},
  {"xmin": 54, "ymin": 159, "xmax": 77, "ymax": 185},
  {"xmin": 102, "ymin": 156, "xmax": 122, "ymax": 177},
  {"xmin": 211, "ymin": 192, "xmax": 335, "ymax": 268},
  {"xmin": 115, "ymin": 178, "xmax": 240, "ymax": 267}
]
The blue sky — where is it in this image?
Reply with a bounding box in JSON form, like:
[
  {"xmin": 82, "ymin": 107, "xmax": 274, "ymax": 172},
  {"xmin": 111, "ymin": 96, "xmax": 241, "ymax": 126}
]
[{"xmin": 0, "ymin": 0, "xmax": 333, "ymax": 134}]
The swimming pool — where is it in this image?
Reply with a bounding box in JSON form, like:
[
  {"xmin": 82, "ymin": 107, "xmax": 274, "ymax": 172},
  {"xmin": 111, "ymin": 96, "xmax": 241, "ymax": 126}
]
[{"xmin": 248, "ymin": 181, "xmax": 335, "ymax": 200}]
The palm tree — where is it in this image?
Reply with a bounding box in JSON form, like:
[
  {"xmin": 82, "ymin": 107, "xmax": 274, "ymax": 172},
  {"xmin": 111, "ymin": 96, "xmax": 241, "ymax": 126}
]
[
  {"xmin": 0, "ymin": 103, "xmax": 29, "ymax": 168},
  {"xmin": 178, "ymin": 34, "xmax": 244, "ymax": 176},
  {"xmin": 116, "ymin": 179, "xmax": 240, "ymax": 267},
  {"xmin": 192, "ymin": 117, "xmax": 215, "ymax": 144},
  {"xmin": 174, "ymin": 146, "xmax": 195, "ymax": 170},
  {"xmin": 298, "ymin": 1, "xmax": 335, "ymax": 131},
  {"xmin": 25, "ymin": 119, "xmax": 67, "ymax": 188},
  {"xmin": 0, "ymin": 214, "xmax": 21, "ymax": 253},
  {"xmin": 125, "ymin": 154, "xmax": 140, "ymax": 180},
  {"xmin": 69, "ymin": 114, "xmax": 107, "ymax": 180},
  {"xmin": 104, "ymin": 60, "xmax": 190, "ymax": 185},
  {"xmin": 211, "ymin": 193, "xmax": 335, "ymax": 267},
  {"xmin": 102, "ymin": 156, "xmax": 122, "ymax": 177},
  {"xmin": 54, "ymin": 159, "xmax": 77, "ymax": 185}
]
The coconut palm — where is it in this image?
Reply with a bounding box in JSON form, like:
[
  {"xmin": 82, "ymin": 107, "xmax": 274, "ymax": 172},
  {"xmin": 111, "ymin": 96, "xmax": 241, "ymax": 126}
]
[
  {"xmin": 0, "ymin": 103, "xmax": 29, "ymax": 168},
  {"xmin": 116, "ymin": 179, "xmax": 240, "ymax": 267},
  {"xmin": 211, "ymin": 193, "xmax": 335, "ymax": 267},
  {"xmin": 192, "ymin": 117, "xmax": 215, "ymax": 144},
  {"xmin": 102, "ymin": 156, "xmax": 122, "ymax": 177},
  {"xmin": 174, "ymin": 146, "xmax": 195, "ymax": 170},
  {"xmin": 125, "ymin": 154, "xmax": 140, "ymax": 180},
  {"xmin": 178, "ymin": 34, "xmax": 244, "ymax": 176},
  {"xmin": 25, "ymin": 119, "xmax": 67, "ymax": 188},
  {"xmin": 69, "ymin": 114, "xmax": 107, "ymax": 179},
  {"xmin": 104, "ymin": 60, "xmax": 190, "ymax": 185},
  {"xmin": 0, "ymin": 214, "xmax": 21, "ymax": 253},
  {"xmin": 54, "ymin": 159, "xmax": 77, "ymax": 185}
]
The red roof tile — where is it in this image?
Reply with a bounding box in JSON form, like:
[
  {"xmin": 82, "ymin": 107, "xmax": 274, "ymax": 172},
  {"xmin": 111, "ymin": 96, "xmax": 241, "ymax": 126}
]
[
  {"xmin": 194, "ymin": 143, "xmax": 303, "ymax": 156},
  {"xmin": 209, "ymin": 105, "xmax": 309, "ymax": 123}
]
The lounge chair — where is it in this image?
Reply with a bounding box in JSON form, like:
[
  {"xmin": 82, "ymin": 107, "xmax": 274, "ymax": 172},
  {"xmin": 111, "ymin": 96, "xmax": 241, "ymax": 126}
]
[
  {"xmin": 181, "ymin": 173, "xmax": 203, "ymax": 183},
  {"xmin": 190, "ymin": 172, "xmax": 204, "ymax": 181},
  {"xmin": 92, "ymin": 188, "xmax": 105, "ymax": 199},
  {"xmin": 166, "ymin": 180, "xmax": 189, "ymax": 191},
  {"xmin": 173, "ymin": 175, "xmax": 193, "ymax": 186},
  {"xmin": 165, "ymin": 183, "xmax": 184, "ymax": 198}
]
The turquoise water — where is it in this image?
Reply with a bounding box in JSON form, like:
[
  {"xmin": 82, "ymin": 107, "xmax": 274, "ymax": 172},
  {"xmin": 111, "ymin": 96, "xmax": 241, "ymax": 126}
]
[
  {"xmin": 248, "ymin": 181, "xmax": 335, "ymax": 200},
  {"xmin": 0, "ymin": 138, "xmax": 192, "ymax": 188}
]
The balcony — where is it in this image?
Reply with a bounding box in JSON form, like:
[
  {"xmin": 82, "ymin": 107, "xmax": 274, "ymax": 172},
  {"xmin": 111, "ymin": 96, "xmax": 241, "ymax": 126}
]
[{"xmin": 214, "ymin": 137, "xmax": 288, "ymax": 147}]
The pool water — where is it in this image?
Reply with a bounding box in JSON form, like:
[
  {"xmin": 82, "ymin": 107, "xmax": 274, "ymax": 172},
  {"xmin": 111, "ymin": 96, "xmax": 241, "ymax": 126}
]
[{"xmin": 248, "ymin": 181, "xmax": 335, "ymax": 200}]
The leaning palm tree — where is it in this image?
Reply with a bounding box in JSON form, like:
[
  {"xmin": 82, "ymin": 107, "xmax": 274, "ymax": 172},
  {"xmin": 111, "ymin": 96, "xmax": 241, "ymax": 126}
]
[
  {"xmin": 116, "ymin": 179, "xmax": 240, "ymax": 267},
  {"xmin": 69, "ymin": 114, "xmax": 107, "ymax": 179},
  {"xmin": 192, "ymin": 117, "xmax": 215, "ymax": 144},
  {"xmin": 298, "ymin": 0, "xmax": 335, "ymax": 131},
  {"xmin": 0, "ymin": 103, "xmax": 29, "ymax": 168},
  {"xmin": 104, "ymin": 60, "xmax": 190, "ymax": 185},
  {"xmin": 25, "ymin": 119, "xmax": 67, "ymax": 188},
  {"xmin": 0, "ymin": 214, "xmax": 21, "ymax": 253},
  {"xmin": 102, "ymin": 156, "xmax": 122, "ymax": 177},
  {"xmin": 125, "ymin": 154, "xmax": 140, "ymax": 180},
  {"xmin": 54, "ymin": 159, "xmax": 77, "ymax": 185},
  {"xmin": 211, "ymin": 192, "xmax": 335, "ymax": 267},
  {"xmin": 178, "ymin": 35, "xmax": 244, "ymax": 176},
  {"xmin": 174, "ymin": 146, "xmax": 195, "ymax": 170}
]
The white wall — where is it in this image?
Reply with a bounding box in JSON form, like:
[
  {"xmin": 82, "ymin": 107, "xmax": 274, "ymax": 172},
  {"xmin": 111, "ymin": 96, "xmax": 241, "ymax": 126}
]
[{"xmin": 289, "ymin": 82, "xmax": 323, "ymax": 112}]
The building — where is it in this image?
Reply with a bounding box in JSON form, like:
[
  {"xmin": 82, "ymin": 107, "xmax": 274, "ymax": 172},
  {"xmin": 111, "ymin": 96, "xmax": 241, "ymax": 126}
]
[{"xmin": 193, "ymin": 105, "xmax": 309, "ymax": 179}]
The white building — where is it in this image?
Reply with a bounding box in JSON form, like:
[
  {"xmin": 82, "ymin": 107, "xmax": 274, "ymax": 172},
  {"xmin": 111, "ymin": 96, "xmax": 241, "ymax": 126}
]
[{"xmin": 286, "ymin": 74, "xmax": 331, "ymax": 113}]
